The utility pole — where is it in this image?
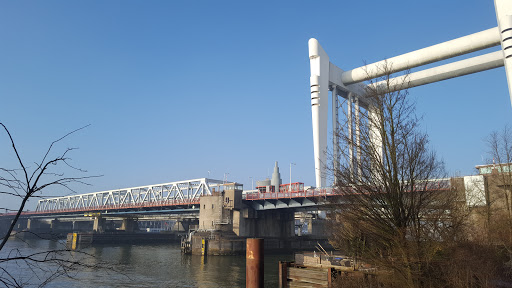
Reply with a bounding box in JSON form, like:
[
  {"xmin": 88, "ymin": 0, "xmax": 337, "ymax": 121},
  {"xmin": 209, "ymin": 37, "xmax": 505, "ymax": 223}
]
[{"xmin": 290, "ymin": 163, "xmax": 296, "ymax": 192}]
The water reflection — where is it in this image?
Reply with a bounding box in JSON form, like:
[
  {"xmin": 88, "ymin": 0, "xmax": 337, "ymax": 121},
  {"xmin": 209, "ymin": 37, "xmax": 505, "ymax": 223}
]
[
  {"xmin": 119, "ymin": 245, "xmax": 132, "ymax": 264},
  {"xmin": 1, "ymin": 240, "xmax": 293, "ymax": 287}
]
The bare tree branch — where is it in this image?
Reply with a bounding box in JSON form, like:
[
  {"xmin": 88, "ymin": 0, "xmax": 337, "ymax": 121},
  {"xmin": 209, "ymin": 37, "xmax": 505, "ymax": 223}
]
[
  {"xmin": 327, "ymin": 61, "xmax": 470, "ymax": 287},
  {"xmin": 0, "ymin": 123, "xmax": 108, "ymax": 287}
]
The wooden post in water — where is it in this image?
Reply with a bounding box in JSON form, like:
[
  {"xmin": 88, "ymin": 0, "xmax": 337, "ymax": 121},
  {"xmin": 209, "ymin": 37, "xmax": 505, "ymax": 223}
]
[
  {"xmin": 278, "ymin": 261, "xmax": 288, "ymax": 288},
  {"xmin": 71, "ymin": 233, "xmax": 77, "ymax": 250},
  {"xmin": 328, "ymin": 267, "xmax": 333, "ymax": 287},
  {"xmin": 246, "ymin": 238, "xmax": 264, "ymax": 288}
]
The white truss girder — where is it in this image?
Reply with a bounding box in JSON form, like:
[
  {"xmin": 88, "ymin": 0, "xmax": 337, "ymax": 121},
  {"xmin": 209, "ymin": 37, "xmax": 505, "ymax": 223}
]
[{"xmin": 35, "ymin": 178, "xmax": 224, "ymax": 212}]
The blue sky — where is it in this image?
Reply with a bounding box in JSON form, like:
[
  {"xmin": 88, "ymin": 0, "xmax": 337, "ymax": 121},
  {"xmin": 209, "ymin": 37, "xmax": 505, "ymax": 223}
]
[{"xmin": 1, "ymin": 1, "xmax": 511, "ymax": 210}]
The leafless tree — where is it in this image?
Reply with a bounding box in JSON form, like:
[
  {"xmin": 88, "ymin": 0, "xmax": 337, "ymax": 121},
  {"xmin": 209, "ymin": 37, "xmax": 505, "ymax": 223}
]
[
  {"xmin": 484, "ymin": 125, "xmax": 512, "ymax": 269},
  {"xmin": 327, "ymin": 62, "xmax": 468, "ymax": 287},
  {"xmin": 0, "ymin": 123, "xmax": 113, "ymax": 287}
]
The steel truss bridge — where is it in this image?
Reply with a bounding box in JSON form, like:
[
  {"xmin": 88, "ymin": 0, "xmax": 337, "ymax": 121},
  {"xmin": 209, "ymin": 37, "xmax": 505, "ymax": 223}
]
[{"xmin": 32, "ymin": 178, "xmax": 227, "ymax": 215}]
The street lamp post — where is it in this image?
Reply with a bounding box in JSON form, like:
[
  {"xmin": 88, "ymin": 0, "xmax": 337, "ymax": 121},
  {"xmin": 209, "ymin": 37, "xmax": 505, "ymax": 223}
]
[{"xmin": 290, "ymin": 163, "xmax": 296, "ymax": 192}]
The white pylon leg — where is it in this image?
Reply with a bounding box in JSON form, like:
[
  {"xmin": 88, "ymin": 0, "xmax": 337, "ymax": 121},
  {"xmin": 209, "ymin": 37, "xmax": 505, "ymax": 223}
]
[
  {"xmin": 347, "ymin": 93, "xmax": 354, "ymax": 179},
  {"xmin": 494, "ymin": 0, "xmax": 512, "ymax": 107},
  {"xmin": 368, "ymin": 105, "xmax": 383, "ymax": 183},
  {"xmin": 355, "ymin": 97, "xmax": 362, "ymax": 183},
  {"xmin": 332, "ymin": 85, "xmax": 339, "ymax": 185},
  {"xmin": 309, "ymin": 39, "xmax": 329, "ymax": 188}
]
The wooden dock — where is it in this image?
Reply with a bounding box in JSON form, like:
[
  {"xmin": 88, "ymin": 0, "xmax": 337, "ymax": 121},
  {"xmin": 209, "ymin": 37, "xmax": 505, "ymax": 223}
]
[{"xmin": 278, "ymin": 252, "xmax": 378, "ymax": 287}]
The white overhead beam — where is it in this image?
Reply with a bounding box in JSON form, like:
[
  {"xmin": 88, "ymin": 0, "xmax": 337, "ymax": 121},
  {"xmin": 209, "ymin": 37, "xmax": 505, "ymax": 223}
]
[
  {"xmin": 341, "ymin": 27, "xmax": 501, "ymax": 85},
  {"xmin": 329, "ymin": 63, "xmax": 370, "ymax": 109},
  {"xmin": 368, "ymin": 51, "xmax": 504, "ymax": 93}
]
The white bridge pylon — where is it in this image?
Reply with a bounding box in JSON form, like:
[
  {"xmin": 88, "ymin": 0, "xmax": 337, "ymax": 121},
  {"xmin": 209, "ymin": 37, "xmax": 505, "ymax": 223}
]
[
  {"xmin": 309, "ymin": 0, "xmax": 512, "ymax": 188},
  {"xmin": 35, "ymin": 178, "xmax": 227, "ymax": 213}
]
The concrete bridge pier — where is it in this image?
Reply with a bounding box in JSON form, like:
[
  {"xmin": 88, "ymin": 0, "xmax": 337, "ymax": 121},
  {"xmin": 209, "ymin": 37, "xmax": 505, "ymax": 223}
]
[
  {"xmin": 50, "ymin": 219, "xmax": 60, "ymax": 230},
  {"xmin": 72, "ymin": 220, "xmax": 92, "ymax": 232},
  {"xmin": 14, "ymin": 218, "xmax": 27, "ymax": 232},
  {"xmin": 27, "ymin": 219, "xmax": 50, "ymax": 233},
  {"xmin": 173, "ymin": 220, "xmax": 186, "ymax": 232},
  {"xmin": 235, "ymin": 209, "xmax": 295, "ymax": 238},
  {"xmin": 50, "ymin": 219, "xmax": 73, "ymax": 233},
  {"xmin": 120, "ymin": 218, "xmax": 138, "ymax": 232},
  {"xmin": 253, "ymin": 210, "xmax": 295, "ymax": 238},
  {"xmin": 307, "ymin": 218, "xmax": 327, "ymax": 237},
  {"xmin": 174, "ymin": 218, "xmax": 195, "ymax": 232},
  {"xmin": 93, "ymin": 217, "xmax": 106, "ymax": 233},
  {"xmin": 0, "ymin": 218, "xmax": 13, "ymax": 239}
]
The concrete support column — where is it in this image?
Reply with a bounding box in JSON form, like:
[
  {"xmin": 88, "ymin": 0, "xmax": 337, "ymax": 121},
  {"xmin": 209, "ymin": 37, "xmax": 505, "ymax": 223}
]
[
  {"xmin": 15, "ymin": 219, "xmax": 28, "ymax": 231},
  {"xmin": 27, "ymin": 219, "xmax": 41, "ymax": 232},
  {"xmin": 50, "ymin": 219, "xmax": 60, "ymax": 231},
  {"xmin": 120, "ymin": 218, "xmax": 137, "ymax": 232},
  {"xmin": 173, "ymin": 219, "xmax": 188, "ymax": 232},
  {"xmin": 49, "ymin": 219, "xmax": 73, "ymax": 233},
  {"xmin": 254, "ymin": 210, "xmax": 294, "ymax": 238},
  {"xmin": 27, "ymin": 219, "xmax": 53, "ymax": 234},
  {"xmin": 72, "ymin": 221, "xmax": 91, "ymax": 232},
  {"xmin": 93, "ymin": 217, "xmax": 106, "ymax": 233},
  {"xmin": 0, "ymin": 219, "xmax": 11, "ymax": 239},
  {"xmin": 307, "ymin": 218, "xmax": 327, "ymax": 237},
  {"xmin": 173, "ymin": 221, "xmax": 184, "ymax": 232}
]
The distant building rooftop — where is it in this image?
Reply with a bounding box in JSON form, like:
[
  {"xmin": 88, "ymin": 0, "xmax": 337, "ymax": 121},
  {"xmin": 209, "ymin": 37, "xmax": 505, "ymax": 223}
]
[{"xmin": 475, "ymin": 163, "xmax": 512, "ymax": 174}]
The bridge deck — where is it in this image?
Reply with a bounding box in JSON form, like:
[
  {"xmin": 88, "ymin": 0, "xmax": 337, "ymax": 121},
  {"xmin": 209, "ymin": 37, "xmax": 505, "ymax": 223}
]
[{"xmin": 1, "ymin": 179, "xmax": 452, "ymax": 216}]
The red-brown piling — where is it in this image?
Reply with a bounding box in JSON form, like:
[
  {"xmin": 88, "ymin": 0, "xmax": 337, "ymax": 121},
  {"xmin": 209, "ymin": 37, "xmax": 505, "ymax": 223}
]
[{"xmin": 246, "ymin": 238, "xmax": 264, "ymax": 288}]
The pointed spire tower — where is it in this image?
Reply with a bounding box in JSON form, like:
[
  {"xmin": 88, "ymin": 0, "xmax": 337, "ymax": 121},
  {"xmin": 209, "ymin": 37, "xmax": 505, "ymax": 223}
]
[{"xmin": 270, "ymin": 161, "xmax": 282, "ymax": 192}]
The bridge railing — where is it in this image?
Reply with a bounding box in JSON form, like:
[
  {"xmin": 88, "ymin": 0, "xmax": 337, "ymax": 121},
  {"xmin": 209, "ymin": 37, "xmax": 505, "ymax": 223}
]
[
  {"xmin": 243, "ymin": 180, "xmax": 450, "ymax": 201},
  {"xmin": 244, "ymin": 187, "xmax": 333, "ymax": 200},
  {"xmin": 28, "ymin": 198, "xmax": 201, "ymax": 215}
]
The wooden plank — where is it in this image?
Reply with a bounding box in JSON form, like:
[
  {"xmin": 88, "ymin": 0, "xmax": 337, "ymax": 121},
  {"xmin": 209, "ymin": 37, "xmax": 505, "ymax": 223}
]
[
  {"xmin": 289, "ymin": 267, "xmax": 327, "ymax": 281},
  {"xmin": 288, "ymin": 276, "xmax": 328, "ymax": 286},
  {"xmin": 289, "ymin": 281, "xmax": 327, "ymax": 288},
  {"xmin": 288, "ymin": 274, "xmax": 328, "ymax": 284},
  {"xmin": 297, "ymin": 262, "xmax": 355, "ymax": 271},
  {"xmin": 289, "ymin": 267, "xmax": 326, "ymax": 273}
]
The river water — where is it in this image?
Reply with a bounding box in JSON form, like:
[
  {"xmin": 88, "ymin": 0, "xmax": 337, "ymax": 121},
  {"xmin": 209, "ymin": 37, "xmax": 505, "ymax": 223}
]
[{"xmin": 0, "ymin": 238, "xmax": 294, "ymax": 287}]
